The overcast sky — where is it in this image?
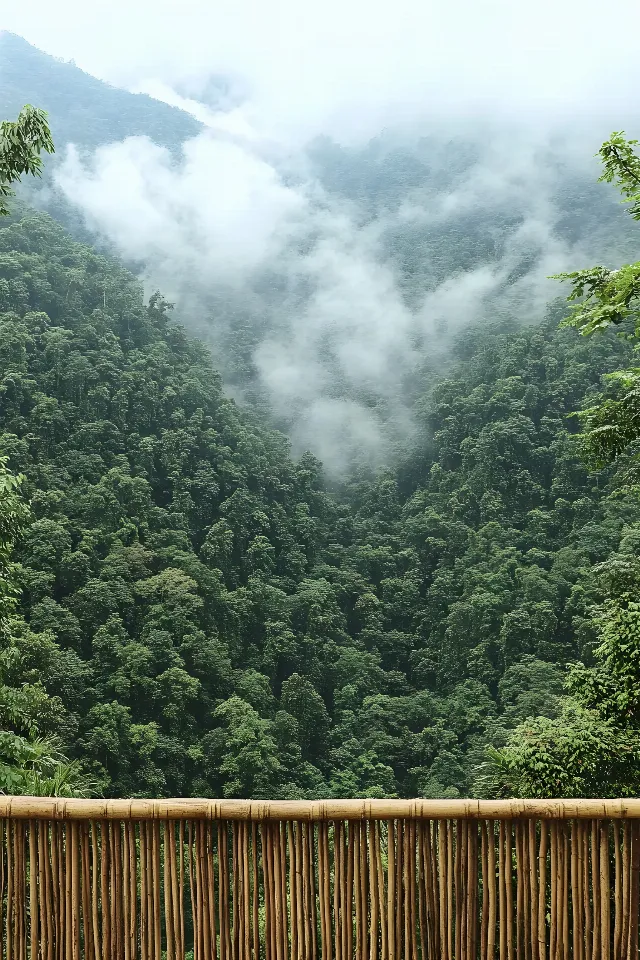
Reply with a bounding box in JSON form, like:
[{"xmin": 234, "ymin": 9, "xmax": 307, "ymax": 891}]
[{"xmin": 3, "ymin": 0, "xmax": 640, "ymax": 141}]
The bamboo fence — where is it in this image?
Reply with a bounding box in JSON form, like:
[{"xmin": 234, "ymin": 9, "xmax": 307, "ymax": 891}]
[{"xmin": 0, "ymin": 798, "xmax": 639, "ymax": 959}]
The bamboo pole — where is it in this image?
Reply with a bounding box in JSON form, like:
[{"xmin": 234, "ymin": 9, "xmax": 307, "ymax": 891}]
[
  {"xmin": 375, "ymin": 822, "xmax": 387, "ymax": 960},
  {"xmin": 516, "ymin": 822, "xmax": 524, "ymax": 960},
  {"xmin": 206, "ymin": 821, "xmax": 216, "ymax": 960},
  {"xmin": 526, "ymin": 821, "xmax": 533, "ymax": 960},
  {"xmin": 101, "ymin": 822, "xmax": 111, "ymax": 960},
  {"xmin": 401, "ymin": 822, "xmax": 408, "ymax": 960},
  {"xmin": 550, "ymin": 823, "xmax": 558, "ymax": 960},
  {"xmin": 333, "ymin": 823, "xmax": 342, "ymax": 960},
  {"xmin": 70, "ymin": 821, "xmax": 80, "ymax": 960},
  {"xmin": 394, "ymin": 822, "xmax": 402, "ymax": 960},
  {"xmin": 389, "ymin": 821, "xmax": 396, "ymax": 960},
  {"xmin": 363, "ymin": 822, "xmax": 371, "ymax": 960},
  {"xmin": 408, "ymin": 820, "xmax": 416, "ymax": 960},
  {"xmin": 40, "ymin": 821, "xmax": 53, "ymax": 960},
  {"xmin": 116, "ymin": 820, "xmax": 125, "ymax": 960},
  {"xmin": 613, "ymin": 821, "xmax": 622, "ymax": 960},
  {"xmin": 251, "ymin": 822, "xmax": 259, "ymax": 960},
  {"xmin": 538, "ymin": 821, "xmax": 547, "ymax": 960},
  {"xmin": 506, "ymin": 821, "xmax": 514, "ymax": 960},
  {"xmin": 628, "ymin": 821, "xmax": 639, "ymax": 960},
  {"xmin": 360, "ymin": 823, "xmax": 370, "ymax": 960},
  {"xmin": 171, "ymin": 822, "xmax": 183, "ymax": 960},
  {"xmin": 461, "ymin": 819, "xmax": 468, "ymax": 960},
  {"xmin": 621, "ymin": 821, "xmax": 630, "ymax": 960},
  {"xmin": 243, "ymin": 822, "xmax": 251, "ymax": 960},
  {"xmin": 347, "ymin": 822, "xmax": 355, "ymax": 960},
  {"xmin": 282, "ymin": 822, "xmax": 291, "ymax": 960},
  {"xmin": 164, "ymin": 823, "xmax": 175, "ymax": 960},
  {"xmin": 481, "ymin": 820, "xmax": 489, "ymax": 960},
  {"xmin": 5, "ymin": 799, "xmax": 640, "ymax": 960},
  {"xmin": 310, "ymin": 824, "xmax": 318, "ymax": 960},
  {"xmin": 600, "ymin": 822, "xmax": 610, "ymax": 960},
  {"xmin": 575, "ymin": 823, "xmax": 583, "ymax": 960},
  {"xmin": 51, "ymin": 822, "xmax": 60, "ymax": 960},
  {"xmin": 318, "ymin": 824, "xmax": 328, "ymax": 960},
  {"xmin": 558, "ymin": 822, "xmax": 565, "ymax": 960},
  {"xmin": 289, "ymin": 824, "xmax": 298, "ymax": 960},
  {"xmin": 299, "ymin": 822, "xmax": 308, "ymax": 960},
  {"xmin": 187, "ymin": 823, "xmax": 196, "ymax": 960},
  {"xmin": 424, "ymin": 820, "xmax": 437, "ymax": 960},
  {"xmin": 224, "ymin": 822, "xmax": 233, "ymax": 960},
  {"xmin": 529, "ymin": 819, "xmax": 538, "ymax": 960},
  {"xmin": 592, "ymin": 821, "xmax": 601, "ymax": 960},
  {"xmin": 64, "ymin": 822, "xmax": 72, "ymax": 960},
  {"xmin": 562, "ymin": 826, "xmax": 570, "ymax": 960},
  {"xmin": 8, "ymin": 798, "xmax": 640, "ymax": 821},
  {"xmin": 260, "ymin": 824, "xmax": 273, "ymax": 960},
  {"xmin": 455, "ymin": 820, "xmax": 462, "ymax": 960},
  {"xmin": 7, "ymin": 821, "xmax": 13, "ymax": 960},
  {"xmin": 451, "ymin": 820, "xmax": 458, "ymax": 960},
  {"xmin": 499, "ymin": 820, "xmax": 507, "ymax": 960},
  {"xmin": 488, "ymin": 820, "xmax": 497, "ymax": 960},
  {"xmin": 232, "ymin": 822, "xmax": 240, "ymax": 960},
  {"xmin": 0, "ymin": 819, "xmax": 5, "ymax": 960},
  {"xmin": 468, "ymin": 818, "xmax": 478, "ymax": 960},
  {"xmin": 28, "ymin": 821, "xmax": 37, "ymax": 960},
  {"xmin": 416, "ymin": 823, "xmax": 426, "ymax": 960}
]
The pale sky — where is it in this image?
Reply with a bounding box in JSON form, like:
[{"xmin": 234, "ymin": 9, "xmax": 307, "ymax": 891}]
[{"xmin": 3, "ymin": 0, "xmax": 640, "ymax": 141}]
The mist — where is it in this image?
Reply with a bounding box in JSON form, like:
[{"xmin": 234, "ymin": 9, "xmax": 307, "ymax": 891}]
[{"xmin": 5, "ymin": 0, "xmax": 640, "ymax": 471}]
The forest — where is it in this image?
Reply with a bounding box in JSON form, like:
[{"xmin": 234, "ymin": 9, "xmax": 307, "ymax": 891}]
[{"xmin": 2, "ymin": 35, "xmax": 640, "ymax": 801}]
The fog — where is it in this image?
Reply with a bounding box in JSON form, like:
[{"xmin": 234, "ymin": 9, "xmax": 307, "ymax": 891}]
[{"xmin": 4, "ymin": 0, "xmax": 640, "ymax": 470}]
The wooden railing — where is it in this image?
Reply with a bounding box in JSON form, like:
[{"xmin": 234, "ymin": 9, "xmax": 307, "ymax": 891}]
[{"xmin": 0, "ymin": 798, "xmax": 639, "ymax": 959}]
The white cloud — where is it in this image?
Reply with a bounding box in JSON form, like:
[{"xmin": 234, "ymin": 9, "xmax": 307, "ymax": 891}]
[
  {"xmin": 57, "ymin": 133, "xmax": 308, "ymax": 281},
  {"xmin": 53, "ymin": 117, "xmax": 628, "ymax": 471},
  {"xmin": 4, "ymin": 0, "xmax": 640, "ymax": 143},
  {"xmin": 6, "ymin": 0, "xmax": 640, "ymax": 469}
]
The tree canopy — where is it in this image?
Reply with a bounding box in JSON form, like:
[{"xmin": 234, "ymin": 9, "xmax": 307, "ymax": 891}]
[
  {"xmin": 0, "ymin": 200, "xmax": 636, "ymax": 799},
  {"xmin": 2, "ymin": 94, "xmax": 640, "ymax": 800},
  {"xmin": 489, "ymin": 133, "xmax": 640, "ymax": 798}
]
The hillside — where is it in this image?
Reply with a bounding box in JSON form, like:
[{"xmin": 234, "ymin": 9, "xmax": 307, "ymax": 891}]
[
  {"xmin": 3, "ymin": 33, "xmax": 639, "ymax": 470},
  {"xmin": 0, "ymin": 32, "xmax": 202, "ymax": 153},
  {"xmin": 0, "ymin": 208, "xmax": 636, "ymax": 799}
]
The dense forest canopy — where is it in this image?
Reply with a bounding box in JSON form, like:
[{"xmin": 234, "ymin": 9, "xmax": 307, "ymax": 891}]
[
  {"xmin": 2, "ymin": 36, "xmax": 640, "ymax": 799},
  {"xmin": 4, "ymin": 35, "xmax": 640, "ymax": 475},
  {"xmin": 0, "ymin": 205, "xmax": 636, "ymax": 798}
]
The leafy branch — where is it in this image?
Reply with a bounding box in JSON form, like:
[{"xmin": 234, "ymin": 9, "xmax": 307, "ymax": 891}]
[{"xmin": 0, "ymin": 105, "xmax": 54, "ymax": 216}]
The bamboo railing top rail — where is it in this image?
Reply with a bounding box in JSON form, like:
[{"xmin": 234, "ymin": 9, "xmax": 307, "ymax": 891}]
[{"xmin": 2, "ymin": 796, "xmax": 640, "ymax": 820}]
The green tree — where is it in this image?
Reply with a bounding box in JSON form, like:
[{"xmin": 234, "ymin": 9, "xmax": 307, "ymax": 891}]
[
  {"xmin": 553, "ymin": 133, "xmax": 640, "ymax": 470},
  {"xmin": 0, "ymin": 455, "xmax": 96, "ymax": 795},
  {"xmin": 0, "ymin": 456, "xmax": 28, "ymax": 632},
  {"xmin": 486, "ymin": 133, "xmax": 640, "ymax": 798},
  {"xmin": 1, "ymin": 106, "xmax": 54, "ymax": 216}
]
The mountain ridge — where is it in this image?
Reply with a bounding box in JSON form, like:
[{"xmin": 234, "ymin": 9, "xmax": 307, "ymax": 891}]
[{"xmin": 0, "ymin": 31, "xmax": 203, "ymax": 154}]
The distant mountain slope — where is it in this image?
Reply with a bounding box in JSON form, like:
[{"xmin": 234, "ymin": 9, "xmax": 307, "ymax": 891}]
[{"xmin": 0, "ymin": 32, "xmax": 203, "ymax": 153}]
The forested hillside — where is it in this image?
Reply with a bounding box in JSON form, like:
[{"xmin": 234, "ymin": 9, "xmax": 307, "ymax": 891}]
[
  {"xmin": 0, "ymin": 32, "xmax": 202, "ymax": 153},
  {"xmin": 1, "ymin": 205, "xmax": 635, "ymax": 799},
  {"xmin": 3, "ymin": 34, "xmax": 640, "ymax": 800}
]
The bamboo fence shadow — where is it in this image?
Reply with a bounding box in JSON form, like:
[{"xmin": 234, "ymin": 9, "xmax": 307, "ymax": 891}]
[{"xmin": 0, "ymin": 798, "xmax": 638, "ymax": 959}]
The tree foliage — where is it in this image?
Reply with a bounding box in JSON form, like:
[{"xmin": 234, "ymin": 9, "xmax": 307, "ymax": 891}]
[
  {"xmin": 490, "ymin": 133, "xmax": 640, "ymax": 797},
  {"xmin": 0, "ymin": 105, "xmax": 54, "ymax": 216},
  {"xmin": 0, "ymin": 202, "xmax": 636, "ymax": 798},
  {"xmin": 3, "ymin": 88, "xmax": 640, "ymax": 799}
]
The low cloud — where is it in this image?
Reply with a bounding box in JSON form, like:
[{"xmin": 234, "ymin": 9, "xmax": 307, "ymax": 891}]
[{"xmin": 55, "ymin": 114, "xmax": 635, "ymax": 473}]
